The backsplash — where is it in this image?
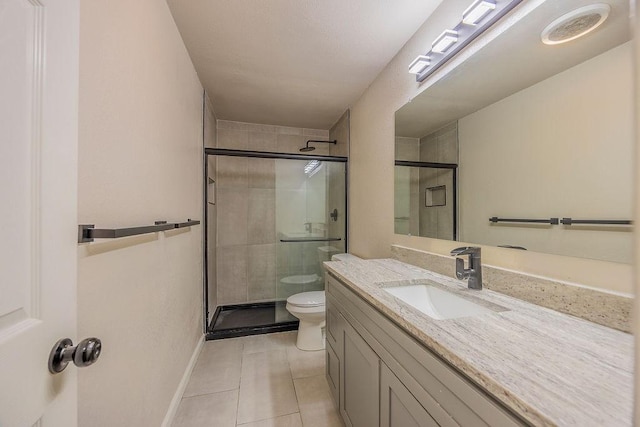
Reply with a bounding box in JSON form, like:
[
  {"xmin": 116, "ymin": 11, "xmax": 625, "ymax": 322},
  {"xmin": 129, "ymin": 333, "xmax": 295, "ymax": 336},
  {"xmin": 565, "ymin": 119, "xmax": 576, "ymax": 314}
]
[{"xmin": 391, "ymin": 245, "xmax": 632, "ymax": 333}]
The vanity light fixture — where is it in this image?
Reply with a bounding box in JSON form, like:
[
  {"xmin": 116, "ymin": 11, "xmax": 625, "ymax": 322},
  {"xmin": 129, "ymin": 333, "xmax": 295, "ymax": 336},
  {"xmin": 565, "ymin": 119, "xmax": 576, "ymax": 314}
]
[
  {"xmin": 432, "ymin": 30, "xmax": 459, "ymax": 54},
  {"xmin": 408, "ymin": 55, "xmax": 431, "ymax": 74},
  {"xmin": 409, "ymin": 0, "xmax": 523, "ymax": 83},
  {"xmin": 462, "ymin": 0, "xmax": 496, "ymax": 25}
]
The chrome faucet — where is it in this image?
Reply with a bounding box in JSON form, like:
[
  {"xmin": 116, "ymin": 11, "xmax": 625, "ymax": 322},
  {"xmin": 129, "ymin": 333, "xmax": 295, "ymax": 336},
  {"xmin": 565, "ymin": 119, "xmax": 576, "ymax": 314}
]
[{"xmin": 450, "ymin": 247, "xmax": 482, "ymax": 290}]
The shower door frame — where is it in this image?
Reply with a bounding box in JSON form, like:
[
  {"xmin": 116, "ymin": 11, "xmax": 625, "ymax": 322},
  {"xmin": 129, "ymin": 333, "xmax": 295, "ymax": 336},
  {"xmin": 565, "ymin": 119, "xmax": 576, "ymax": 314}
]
[{"xmin": 202, "ymin": 147, "xmax": 349, "ymax": 333}]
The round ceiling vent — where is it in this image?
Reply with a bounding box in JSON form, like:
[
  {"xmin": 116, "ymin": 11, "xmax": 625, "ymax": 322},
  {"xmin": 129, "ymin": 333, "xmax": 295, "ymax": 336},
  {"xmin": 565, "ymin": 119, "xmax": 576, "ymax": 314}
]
[{"xmin": 541, "ymin": 3, "xmax": 611, "ymax": 45}]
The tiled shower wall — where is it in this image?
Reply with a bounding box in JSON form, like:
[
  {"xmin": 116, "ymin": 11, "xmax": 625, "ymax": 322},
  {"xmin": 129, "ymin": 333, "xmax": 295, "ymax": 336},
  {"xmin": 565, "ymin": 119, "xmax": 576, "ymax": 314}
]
[{"xmin": 214, "ymin": 120, "xmax": 333, "ymax": 306}]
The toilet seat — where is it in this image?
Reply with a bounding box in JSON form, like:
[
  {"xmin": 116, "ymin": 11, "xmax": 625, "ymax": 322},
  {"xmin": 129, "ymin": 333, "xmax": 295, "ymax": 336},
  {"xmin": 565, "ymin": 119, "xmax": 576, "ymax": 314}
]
[
  {"xmin": 280, "ymin": 274, "xmax": 320, "ymax": 285},
  {"xmin": 286, "ymin": 291, "xmax": 325, "ymax": 308}
]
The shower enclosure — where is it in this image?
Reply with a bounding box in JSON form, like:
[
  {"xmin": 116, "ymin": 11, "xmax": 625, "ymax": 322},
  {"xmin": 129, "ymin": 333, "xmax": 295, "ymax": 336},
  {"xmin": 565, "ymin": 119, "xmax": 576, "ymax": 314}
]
[{"xmin": 204, "ymin": 148, "xmax": 347, "ymax": 339}]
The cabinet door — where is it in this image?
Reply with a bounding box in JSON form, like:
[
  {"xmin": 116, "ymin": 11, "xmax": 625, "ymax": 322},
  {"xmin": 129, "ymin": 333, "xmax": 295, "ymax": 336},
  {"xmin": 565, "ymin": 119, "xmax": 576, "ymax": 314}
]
[
  {"xmin": 326, "ymin": 342, "xmax": 340, "ymax": 406},
  {"xmin": 340, "ymin": 322, "xmax": 380, "ymax": 427},
  {"xmin": 381, "ymin": 364, "xmax": 441, "ymax": 427}
]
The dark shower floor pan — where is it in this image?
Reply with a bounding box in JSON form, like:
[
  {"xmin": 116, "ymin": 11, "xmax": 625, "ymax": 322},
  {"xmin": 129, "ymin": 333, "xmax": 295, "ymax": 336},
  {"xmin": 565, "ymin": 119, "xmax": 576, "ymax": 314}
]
[{"xmin": 206, "ymin": 301, "xmax": 299, "ymax": 340}]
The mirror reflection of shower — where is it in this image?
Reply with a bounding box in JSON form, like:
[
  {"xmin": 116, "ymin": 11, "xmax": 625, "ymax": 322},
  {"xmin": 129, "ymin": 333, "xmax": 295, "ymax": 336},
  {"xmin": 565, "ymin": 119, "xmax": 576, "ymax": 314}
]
[{"xmin": 299, "ymin": 139, "xmax": 337, "ymax": 152}]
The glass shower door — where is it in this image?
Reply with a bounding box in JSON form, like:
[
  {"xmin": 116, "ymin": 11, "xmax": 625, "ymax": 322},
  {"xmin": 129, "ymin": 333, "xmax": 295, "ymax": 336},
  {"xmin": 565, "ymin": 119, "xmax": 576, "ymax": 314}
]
[{"xmin": 275, "ymin": 158, "xmax": 346, "ymax": 321}]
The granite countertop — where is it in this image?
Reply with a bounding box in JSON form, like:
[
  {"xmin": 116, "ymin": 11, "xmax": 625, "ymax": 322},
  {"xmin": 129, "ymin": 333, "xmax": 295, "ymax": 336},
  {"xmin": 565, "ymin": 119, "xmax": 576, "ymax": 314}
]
[{"xmin": 323, "ymin": 258, "xmax": 633, "ymax": 427}]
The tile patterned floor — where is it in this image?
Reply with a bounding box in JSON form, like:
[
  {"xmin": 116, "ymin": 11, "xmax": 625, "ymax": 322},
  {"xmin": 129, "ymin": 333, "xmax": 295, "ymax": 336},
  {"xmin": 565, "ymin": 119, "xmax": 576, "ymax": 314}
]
[{"xmin": 172, "ymin": 332, "xmax": 344, "ymax": 427}]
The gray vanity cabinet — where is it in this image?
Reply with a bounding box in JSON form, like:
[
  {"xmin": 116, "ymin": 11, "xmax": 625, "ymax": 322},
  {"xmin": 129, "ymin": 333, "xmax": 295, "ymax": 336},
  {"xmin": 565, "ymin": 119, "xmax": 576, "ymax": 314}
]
[
  {"xmin": 340, "ymin": 321, "xmax": 380, "ymax": 427},
  {"xmin": 325, "ymin": 272, "xmax": 527, "ymax": 427},
  {"xmin": 326, "ymin": 293, "xmax": 343, "ymax": 406},
  {"xmin": 380, "ymin": 363, "xmax": 439, "ymax": 427},
  {"xmin": 326, "ymin": 340, "xmax": 340, "ymax": 405},
  {"xmin": 327, "ymin": 291, "xmax": 379, "ymax": 427},
  {"xmin": 326, "ymin": 293, "xmax": 342, "ymax": 350}
]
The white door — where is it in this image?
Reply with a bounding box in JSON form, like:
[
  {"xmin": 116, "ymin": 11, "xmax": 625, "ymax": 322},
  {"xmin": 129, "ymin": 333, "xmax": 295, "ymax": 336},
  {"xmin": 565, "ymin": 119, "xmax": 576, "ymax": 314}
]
[{"xmin": 0, "ymin": 0, "xmax": 80, "ymax": 426}]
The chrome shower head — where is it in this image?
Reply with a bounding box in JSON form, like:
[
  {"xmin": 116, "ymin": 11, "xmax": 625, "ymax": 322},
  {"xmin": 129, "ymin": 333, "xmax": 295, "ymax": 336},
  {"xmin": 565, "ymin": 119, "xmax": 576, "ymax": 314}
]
[{"xmin": 299, "ymin": 146, "xmax": 316, "ymax": 152}]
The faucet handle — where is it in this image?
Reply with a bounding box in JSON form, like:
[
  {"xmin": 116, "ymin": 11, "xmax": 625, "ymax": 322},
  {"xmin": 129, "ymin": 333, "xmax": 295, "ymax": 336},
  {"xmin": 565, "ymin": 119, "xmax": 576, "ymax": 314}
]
[
  {"xmin": 450, "ymin": 246, "xmax": 480, "ymax": 256},
  {"xmin": 455, "ymin": 258, "xmax": 468, "ymax": 279}
]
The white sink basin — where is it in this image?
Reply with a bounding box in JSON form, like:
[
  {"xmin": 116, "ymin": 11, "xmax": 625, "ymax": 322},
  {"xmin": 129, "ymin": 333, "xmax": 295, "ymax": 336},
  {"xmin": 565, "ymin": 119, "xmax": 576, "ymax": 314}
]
[{"xmin": 384, "ymin": 284, "xmax": 493, "ymax": 320}]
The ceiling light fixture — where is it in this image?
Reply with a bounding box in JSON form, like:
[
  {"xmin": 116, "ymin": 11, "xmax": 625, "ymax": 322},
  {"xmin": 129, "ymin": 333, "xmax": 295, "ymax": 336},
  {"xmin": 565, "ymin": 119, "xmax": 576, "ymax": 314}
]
[
  {"xmin": 409, "ymin": 0, "xmax": 523, "ymax": 83},
  {"xmin": 463, "ymin": 0, "xmax": 496, "ymax": 25},
  {"xmin": 541, "ymin": 4, "xmax": 610, "ymax": 45},
  {"xmin": 408, "ymin": 55, "xmax": 431, "ymax": 74},
  {"xmin": 432, "ymin": 30, "xmax": 459, "ymax": 54}
]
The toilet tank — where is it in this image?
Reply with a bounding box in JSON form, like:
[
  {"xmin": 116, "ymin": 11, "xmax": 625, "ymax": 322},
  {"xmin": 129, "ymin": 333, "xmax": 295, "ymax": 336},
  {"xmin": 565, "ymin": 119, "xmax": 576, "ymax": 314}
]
[{"xmin": 318, "ymin": 246, "xmax": 342, "ymax": 263}]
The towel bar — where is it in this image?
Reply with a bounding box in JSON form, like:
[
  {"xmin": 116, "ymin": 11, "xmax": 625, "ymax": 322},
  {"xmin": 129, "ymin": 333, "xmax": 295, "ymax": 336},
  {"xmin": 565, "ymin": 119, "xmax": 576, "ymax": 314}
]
[{"xmin": 78, "ymin": 219, "xmax": 200, "ymax": 243}]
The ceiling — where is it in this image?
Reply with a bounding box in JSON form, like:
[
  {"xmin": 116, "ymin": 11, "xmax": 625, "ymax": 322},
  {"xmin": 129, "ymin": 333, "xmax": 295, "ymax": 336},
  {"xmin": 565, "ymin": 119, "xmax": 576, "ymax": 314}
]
[{"xmin": 166, "ymin": 0, "xmax": 443, "ymax": 129}]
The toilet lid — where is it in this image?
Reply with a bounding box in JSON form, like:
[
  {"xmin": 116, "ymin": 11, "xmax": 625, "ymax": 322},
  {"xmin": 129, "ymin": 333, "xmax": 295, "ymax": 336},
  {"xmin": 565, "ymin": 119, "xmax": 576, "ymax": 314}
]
[
  {"xmin": 287, "ymin": 291, "xmax": 325, "ymax": 307},
  {"xmin": 280, "ymin": 274, "xmax": 320, "ymax": 285}
]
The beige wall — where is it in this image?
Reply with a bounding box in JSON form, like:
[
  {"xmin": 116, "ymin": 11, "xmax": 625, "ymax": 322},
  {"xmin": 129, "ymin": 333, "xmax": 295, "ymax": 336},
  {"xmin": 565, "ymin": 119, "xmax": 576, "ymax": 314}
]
[
  {"xmin": 77, "ymin": 0, "xmax": 204, "ymax": 425},
  {"xmin": 459, "ymin": 42, "xmax": 633, "ymax": 263},
  {"xmin": 349, "ymin": 0, "xmax": 633, "ymax": 294}
]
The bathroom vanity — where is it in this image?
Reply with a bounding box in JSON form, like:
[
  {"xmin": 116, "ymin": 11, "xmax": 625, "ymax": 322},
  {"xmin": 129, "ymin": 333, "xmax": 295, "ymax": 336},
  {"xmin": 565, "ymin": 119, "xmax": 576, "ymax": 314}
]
[{"xmin": 323, "ymin": 258, "xmax": 633, "ymax": 427}]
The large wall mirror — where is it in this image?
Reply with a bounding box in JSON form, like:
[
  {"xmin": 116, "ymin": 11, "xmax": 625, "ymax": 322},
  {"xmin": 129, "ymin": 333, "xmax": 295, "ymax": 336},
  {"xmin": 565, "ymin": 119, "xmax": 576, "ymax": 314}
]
[{"xmin": 395, "ymin": 0, "xmax": 633, "ymax": 264}]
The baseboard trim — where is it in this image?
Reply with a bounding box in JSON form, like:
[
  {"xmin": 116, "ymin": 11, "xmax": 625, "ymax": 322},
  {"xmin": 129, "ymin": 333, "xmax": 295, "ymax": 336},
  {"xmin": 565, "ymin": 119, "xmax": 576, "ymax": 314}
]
[{"xmin": 161, "ymin": 335, "xmax": 204, "ymax": 427}]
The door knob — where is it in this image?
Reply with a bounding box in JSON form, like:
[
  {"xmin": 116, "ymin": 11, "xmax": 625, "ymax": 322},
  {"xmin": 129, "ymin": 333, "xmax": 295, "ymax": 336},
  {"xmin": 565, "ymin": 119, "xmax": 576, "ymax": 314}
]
[{"xmin": 48, "ymin": 337, "xmax": 102, "ymax": 374}]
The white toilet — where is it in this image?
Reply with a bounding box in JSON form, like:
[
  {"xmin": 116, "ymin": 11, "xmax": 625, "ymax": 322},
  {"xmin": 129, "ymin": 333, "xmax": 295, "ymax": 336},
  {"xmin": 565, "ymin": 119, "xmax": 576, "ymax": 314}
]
[
  {"xmin": 284, "ymin": 245, "xmax": 342, "ymax": 350},
  {"xmin": 286, "ymin": 291, "xmax": 326, "ymax": 351}
]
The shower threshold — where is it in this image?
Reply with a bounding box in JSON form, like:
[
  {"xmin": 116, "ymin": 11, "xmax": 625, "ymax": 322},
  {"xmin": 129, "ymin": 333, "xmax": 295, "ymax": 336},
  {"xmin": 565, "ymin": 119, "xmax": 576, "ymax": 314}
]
[{"xmin": 206, "ymin": 301, "xmax": 299, "ymax": 340}]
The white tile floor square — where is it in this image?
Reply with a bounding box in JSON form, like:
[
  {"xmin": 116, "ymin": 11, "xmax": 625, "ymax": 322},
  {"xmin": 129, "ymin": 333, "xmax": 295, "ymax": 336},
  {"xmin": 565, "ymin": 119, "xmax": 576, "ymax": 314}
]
[{"xmin": 172, "ymin": 331, "xmax": 343, "ymax": 427}]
